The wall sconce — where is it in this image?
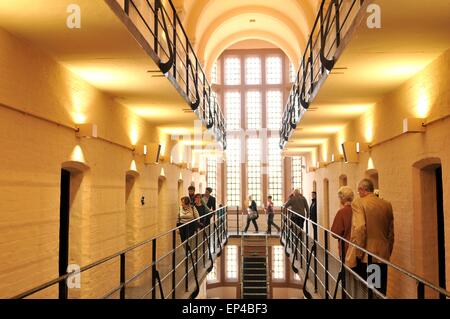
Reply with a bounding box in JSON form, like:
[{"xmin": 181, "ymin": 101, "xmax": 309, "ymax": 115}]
[
  {"xmin": 133, "ymin": 143, "xmax": 147, "ymax": 156},
  {"xmin": 307, "ymin": 167, "xmax": 316, "ymax": 173},
  {"xmin": 318, "ymin": 161, "xmax": 328, "ymax": 168},
  {"xmin": 144, "ymin": 143, "xmax": 162, "ymax": 164},
  {"xmin": 76, "ymin": 123, "xmax": 98, "ymax": 138},
  {"xmin": 356, "ymin": 142, "xmax": 370, "ymax": 153},
  {"xmin": 403, "ymin": 118, "xmax": 426, "ymax": 133},
  {"xmin": 341, "ymin": 141, "xmax": 359, "ymax": 163}
]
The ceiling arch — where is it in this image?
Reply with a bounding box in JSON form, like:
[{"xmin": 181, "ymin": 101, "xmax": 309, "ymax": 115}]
[
  {"xmin": 195, "ymin": 5, "xmax": 308, "ymax": 64},
  {"xmin": 204, "ymin": 29, "xmax": 300, "ymax": 76},
  {"xmin": 184, "ymin": 0, "xmax": 317, "ymax": 45}
]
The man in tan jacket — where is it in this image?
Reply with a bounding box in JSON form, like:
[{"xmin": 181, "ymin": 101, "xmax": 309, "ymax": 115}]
[{"xmin": 345, "ymin": 179, "xmax": 394, "ymax": 295}]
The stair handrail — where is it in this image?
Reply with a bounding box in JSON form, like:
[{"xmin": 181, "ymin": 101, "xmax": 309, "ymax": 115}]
[
  {"xmin": 279, "ymin": 0, "xmax": 368, "ymax": 149},
  {"xmin": 11, "ymin": 206, "xmax": 228, "ymax": 299}
]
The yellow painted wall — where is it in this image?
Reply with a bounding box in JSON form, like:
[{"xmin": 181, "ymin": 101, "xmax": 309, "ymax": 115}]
[
  {"xmin": 303, "ymin": 49, "xmax": 450, "ymax": 298},
  {"xmin": 0, "ymin": 27, "xmax": 199, "ymax": 298}
]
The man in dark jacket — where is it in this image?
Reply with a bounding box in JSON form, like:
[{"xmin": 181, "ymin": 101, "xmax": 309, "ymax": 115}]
[
  {"xmin": 203, "ymin": 187, "xmax": 216, "ymax": 211},
  {"xmin": 284, "ymin": 189, "xmax": 309, "ymax": 229}
]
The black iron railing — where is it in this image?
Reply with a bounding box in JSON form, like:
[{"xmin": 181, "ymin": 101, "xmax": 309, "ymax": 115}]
[
  {"xmin": 118, "ymin": 0, "xmax": 226, "ymax": 149},
  {"xmin": 12, "ymin": 207, "xmax": 228, "ymax": 299},
  {"xmin": 281, "ymin": 207, "xmax": 450, "ymax": 299},
  {"xmin": 280, "ymin": 0, "xmax": 367, "ymax": 149}
]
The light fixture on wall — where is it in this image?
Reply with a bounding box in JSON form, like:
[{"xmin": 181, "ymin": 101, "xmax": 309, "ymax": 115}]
[
  {"xmin": 75, "ymin": 123, "xmax": 98, "ymax": 138},
  {"xmin": 356, "ymin": 142, "xmax": 370, "ymax": 153},
  {"xmin": 133, "ymin": 143, "xmax": 147, "ymax": 155},
  {"xmin": 403, "ymin": 118, "xmax": 426, "ymax": 133},
  {"xmin": 144, "ymin": 143, "xmax": 162, "ymax": 164},
  {"xmin": 318, "ymin": 162, "xmax": 328, "ymax": 168},
  {"xmin": 341, "ymin": 141, "xmax": 359, "ymax": 163}
]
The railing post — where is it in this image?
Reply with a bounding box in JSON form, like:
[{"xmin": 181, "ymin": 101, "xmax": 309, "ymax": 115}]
[
  {"xmin": 124, "ymin": 0, "xmax": 129, "ymax": 14},
  {"xmin": 185, "ymin": 242, "xmax": 189, "ymax": 292},
  {"xmin": 313, "ymin": 223, "xmax": 318, "ymax": 292},
  {"xmin": 172, "ymin": 8, "xmax": 177, "ymax": 80},
  {"xmin": 186, "ymin": 39, "xmax": 189, "ymax": 95},
  {"xmin": 324, "ymin": 230, "xmax": 329, "ymax": 299},
  {"xmin": 334, "ymin": 0, "xmax": 341, "ymax": 47},
  {"xmin": 340, "ymin": 239, "xmax": 346, "ymax": 299},
  {"xmin": 417, "ymin": 282, "xmax": 425, "ymax": 299},
  {"xmin": 154, "ymin": 0, "xmax": 159, "ymax": 55},
  {"xmin": 172, "ymin": 230, "xmax": 176, "ymax": 299},
  {"xmin": 367, "ymin": 254, "xmax": 373, "ymax": 299},
  {"xmin": 195, "ymin": 230, "xmax": 199, "ymax": 265},
  {"xmin": 120, "ymin": 253, "xmax": 126, "ymax": 299},
  {"xmin": 152, "ymin": 238, "xmax": 157, "ymax": 299},
  {"xmin": 213, "ymin": 212, "xmax": 217, "ymax": 253}
]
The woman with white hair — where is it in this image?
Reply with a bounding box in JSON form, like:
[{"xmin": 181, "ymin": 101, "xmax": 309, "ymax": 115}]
[{"xmin": 331, "ymin": 186, "xmax": 354, "ymax": 260}]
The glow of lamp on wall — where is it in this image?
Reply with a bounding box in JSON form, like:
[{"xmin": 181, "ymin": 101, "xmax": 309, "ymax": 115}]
[
  {"xmin": 130, "ymin": 127, "xmax": 139, "ymax": 146},
  {"xmin": 71, "ymin": 145, "xmax": 86, "ymax": 163},
  {"xmin": 130, "ymin": 160, "xmax": 138, "ymax": 172},
  {"xmin": 416, "ymin": 87, "xmax": 429, "ymax": 118}
]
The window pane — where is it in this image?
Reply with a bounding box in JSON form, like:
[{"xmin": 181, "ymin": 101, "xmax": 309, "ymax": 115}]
[
  {"xmin": 225, "ymin": 57, "xmax": 241, "ymax": 85},
  {"xmin": 245, "ymin": 56, "xmax": 262, "ymax": 85},
  {"xmin": 289, "ymin": 62, "xmax": 296, "ymax": 83},
  {"xmin": 292, "ymin": 156, "xmax": 303, "ymax": 191},
  {"xmin": 207, "ymin": 157, "xmax": 217, "ymax": 196},
  {"xmin": 226, "ymin": 246, "xmax": 238, "ymax": 279},
  {"xmin": 246, "ymin": 91, "xmax": 262, "ymax": 129},
  {"xmin": 272, "ymin": 246, "xmax": 285, "ymax": 280},
  {"xmin": 226, "ymin": 138, "xmax": 241, "ymax": 207},
  {"xmin": 268, "ymin": 137, "xmax": 283, "ymax": 206},
  {"xmin": 247, "ymin": 138, "xmax": 261, "ymax": 205},
  {"xmin": 266, "ymin": 56, "xmax": 282, "ymax": 84},
  {"xmin": 225, "ymin": 91, "xmax": 241, "ymax": 130},
  {"xmin": 211, "ymin": 60, "xmax": 218, "ymax": 84},
  {"xmin": 266, "ymin": 90, "xmax": 282, "ymax": 130}
]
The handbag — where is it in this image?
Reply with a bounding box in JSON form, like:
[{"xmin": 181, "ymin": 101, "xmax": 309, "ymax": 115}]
[{"xmin": 247, "ymin": 208, "xmax": 258, "ymax": 220}]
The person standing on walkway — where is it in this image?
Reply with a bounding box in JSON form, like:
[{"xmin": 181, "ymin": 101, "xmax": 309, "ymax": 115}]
[
  {"xmin": 284, "ymin": 189, "xmax": 309, "ymax": 230},
  {"xmin": 243, "ymin": 196, "xmax": 259, "ymax": 233},
  {"xmin": 177, "ymin": 196, "xmax": 199, "ymax": 243},
  {"xmin": 331, "ymin": 186, "xmax": 354, "ymax": 260},
  {"xmin": 346, "ymin": 179, "xmax": 394, "ymax": 296},
  {"xmin": 265, "ymin": 195, "xmax": 280, "ymax": 234}
]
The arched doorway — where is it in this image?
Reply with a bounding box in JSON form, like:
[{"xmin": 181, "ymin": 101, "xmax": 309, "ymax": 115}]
[
  {"xmin": 413, "ymin": 158, "xmax": 446, "ymax": 298},
  {"xmin": 60, "ymin": 161, "xmax": 89, "ymax": 299},
  {"xmin": 125, "ymin": 171, "xmax": 139, "ymax": 246}
]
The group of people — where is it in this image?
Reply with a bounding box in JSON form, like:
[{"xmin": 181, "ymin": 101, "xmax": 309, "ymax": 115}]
[
  {"xmin": 242, "ymin": 195, "xmax": 281, "ymax": 234},
  {"xmin": 284, "ymin": 179, "xmax": 394, "ymax": 295},
  {"xmin": 177, "ymin": 185, "xmax": 217, "ymax": 243}
]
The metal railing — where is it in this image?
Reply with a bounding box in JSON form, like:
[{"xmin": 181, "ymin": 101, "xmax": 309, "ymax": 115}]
[
  {"xmin": 117, "ymin": 0, "xmax": 226, "ymax": 149},
  {"xmin": 281, "ymin": 207, "xmax": 450, "ymax": 299},
  {"xmin": 280, "ymin": 0, "xmax": 367, "ymax": 149},
  {"xmin": 12, "ymin": 206, "xmax": 228, "ymax": 299}
]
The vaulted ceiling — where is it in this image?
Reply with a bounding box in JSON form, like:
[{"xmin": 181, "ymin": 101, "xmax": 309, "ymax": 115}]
[{"xmin": 176, "ymin": 0, "xmax": 320, "ymax": 73}]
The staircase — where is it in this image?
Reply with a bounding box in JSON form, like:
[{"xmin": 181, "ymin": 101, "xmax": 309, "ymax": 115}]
[{"xmin": 241, "ymin": 235, "xmax": 269, "ymax": 299}]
